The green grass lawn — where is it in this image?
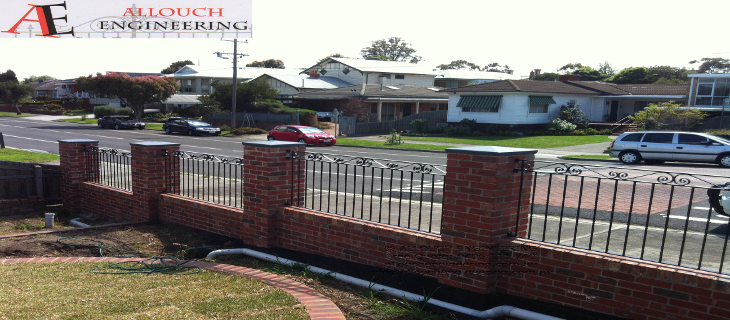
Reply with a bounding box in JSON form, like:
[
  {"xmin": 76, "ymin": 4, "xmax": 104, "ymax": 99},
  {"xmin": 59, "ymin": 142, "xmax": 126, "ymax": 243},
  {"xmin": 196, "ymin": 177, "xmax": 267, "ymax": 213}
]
[
  {"xmin": 0, "ymin": 148, "xmax": 59, "ymax": 163},
  {"xmin": 336, "ymin": 138, "xmax": 449, "ymax": 151},
  {"xmin": 0, "ymin": 112, "xmax": 38, "ymax": 117},
  {"xmin": 0, "ymin": 263, "xmax": 308, "ymax": 319},
  {"xmin": 400, "ymin": 135, "xmax": 612, "ymax": 148}
]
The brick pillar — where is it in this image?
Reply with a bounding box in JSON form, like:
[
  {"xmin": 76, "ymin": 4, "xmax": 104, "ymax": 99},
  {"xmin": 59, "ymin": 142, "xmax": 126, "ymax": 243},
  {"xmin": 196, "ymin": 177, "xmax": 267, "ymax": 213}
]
[
  {"xmin": 439, "ymin": 146, "xmax": 537, "ymax": 293},
  {"xmin": 242, "ymin": 141, "xmax": 306, "ymax": 248},
  {"xmin": 58, "ymin": 139, "xmax": 98, "ymax": 214},
  {"xmin": 130, "ymin": 142, "xmax": 180, "ymax": 222}
]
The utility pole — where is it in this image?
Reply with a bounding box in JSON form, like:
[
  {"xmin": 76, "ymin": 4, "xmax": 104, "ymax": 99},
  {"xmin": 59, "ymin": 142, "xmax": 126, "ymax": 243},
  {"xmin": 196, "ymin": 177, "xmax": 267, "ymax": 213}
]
[{"xmin": 215, "ymin": 39, "xmax": 248, "ymax": 129}]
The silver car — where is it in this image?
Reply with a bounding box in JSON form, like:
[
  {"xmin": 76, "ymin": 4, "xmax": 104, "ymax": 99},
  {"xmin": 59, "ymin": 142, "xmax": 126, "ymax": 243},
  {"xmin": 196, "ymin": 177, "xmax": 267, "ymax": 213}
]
[{"xmin": 609, "ymin": 131, "xmax": 730, "ymax": 167}]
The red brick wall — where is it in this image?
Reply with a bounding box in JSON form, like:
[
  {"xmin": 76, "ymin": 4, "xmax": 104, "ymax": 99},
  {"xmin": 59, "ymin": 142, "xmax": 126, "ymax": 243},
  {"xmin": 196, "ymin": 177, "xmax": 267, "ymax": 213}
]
[
  {"xmin": 499, "ymin": 238, "xmax": 730, "ymax": 320},
  {"xmin": 158, "ymin": 194, "xmax": 262, "ymax": 242},
  {"xmin": 81, "ymin": 183, "xmax": 134, "ymax": 221}
]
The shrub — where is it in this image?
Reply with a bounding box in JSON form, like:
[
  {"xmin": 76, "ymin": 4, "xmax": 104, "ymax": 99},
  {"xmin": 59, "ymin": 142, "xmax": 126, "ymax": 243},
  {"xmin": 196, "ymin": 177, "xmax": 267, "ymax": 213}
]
[
  {"xmin": 221, "ymin": 125, "xmax": 232, "ymax": 132},
  {"xmin": 411, "ymin": 119, "xmax": 429, "ymax": 134},
  {"xmin": 546, "ymin": 118, "xmax": 576, "ymax": 132},
  {"xmin": 446, "ymin": 127, "xmax": 471, "ymax": 136},
  {"xmin": 35, "ymin": 104, "xmax": 63, "ymax": 111},
  {"xmin": 150, "ymin": 112, "xmax": 179, "ymax": 122},
  {"xmin": 459, "ymin": 118, "xmax": 478, "ymax": 131},
  {"xmin": 428, "ymin": 126, "xmax": 447, "ymax": 134},
  {"xmin": 483, "ymin": 124, "xmax": 500, "ymax": 135},
  {"xmin": 559, "ymin": 102, "xmax": 589, "ymax": 129},
  {"xmin": 93, "ymin": 105, "xmax": 133, "ymax": 118},
  {"xmin": 233, "ymin": 127, "xmax": 268, "ymax": 135},
  {"xmin": 601, "ymin": 129, "xmax": 613, "ymax": 135},
  {"xmin": 178, "ymin": 105, "xmax": 223, "ymax": 118},
  {"xmin": 584, "ymin": 128, "xmax": 599, "ymax": 135},
  {"xmin": 471, "ymin": 131, "xmax": 484, "ymax": 136}
]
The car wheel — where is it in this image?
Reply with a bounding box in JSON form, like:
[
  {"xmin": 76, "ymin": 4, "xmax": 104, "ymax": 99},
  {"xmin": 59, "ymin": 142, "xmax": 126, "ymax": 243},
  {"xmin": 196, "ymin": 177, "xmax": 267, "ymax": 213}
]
[
  {"xmin": 114, "ymin": 124, "xmax": 120, "ymax": 130},
  {"xmin": 718, "ymin": 154, "xmax": 730, "ymax": 168},
  {"xmin": 97, "ymin": 123, "xmax": 102, "ymax": 128},
  {"xmin": 188, "ymin": 130, "xmax": 193, "ymax": 136},
  {"xmin": 297, "ymin": 138, "xmax": 307, "ymax": 144},
  {"xmin": 165, "ymin": 128, "xmax": 172, "ymax": 134},
  {"xmin": 618, "ymin": 151, "xmax": 641, "ymax": 164},
  {"xmin": 267, "ymin": 136, "xmax": 275, "ymax": 141},
  {"xmin": 644, "ymin": 160, "xmax": 665, "ymax": 165}
]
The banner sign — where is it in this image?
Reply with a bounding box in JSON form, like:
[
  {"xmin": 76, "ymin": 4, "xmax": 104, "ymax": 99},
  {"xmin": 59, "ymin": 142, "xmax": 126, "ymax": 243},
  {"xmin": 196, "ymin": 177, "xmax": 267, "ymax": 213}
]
[{"xmin": 1, "ymin": 0, "xmax": 252, "ymax": 38}]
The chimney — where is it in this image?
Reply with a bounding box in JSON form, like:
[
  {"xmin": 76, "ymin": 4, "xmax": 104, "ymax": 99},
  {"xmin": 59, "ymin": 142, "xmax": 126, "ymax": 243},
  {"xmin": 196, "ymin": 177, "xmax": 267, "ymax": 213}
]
[
  {"xmin": 309, "ymin": 71, "xmax": 320, "ymax": 79},
  {"xmin": 535, "ymin": 69, "xmax": 541, "ymax": 76},
  {"xmin": 529, "ymin": 71, "xmax": 535, "ymax": 80},
  {"xmin": 558, "ymin": 74, "xmax": 581, "ymax": 82}
]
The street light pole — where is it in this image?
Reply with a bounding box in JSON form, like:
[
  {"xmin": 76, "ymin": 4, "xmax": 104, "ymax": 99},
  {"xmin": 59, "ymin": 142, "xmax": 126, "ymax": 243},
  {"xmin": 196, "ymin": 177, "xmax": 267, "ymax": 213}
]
[
  {"xmin": 231, "ymin": 38, "xmax": 238, "ymax": 129},
  {"xmin": 214, "ymin": 39, "xmax": 248, "ymax": 129}
]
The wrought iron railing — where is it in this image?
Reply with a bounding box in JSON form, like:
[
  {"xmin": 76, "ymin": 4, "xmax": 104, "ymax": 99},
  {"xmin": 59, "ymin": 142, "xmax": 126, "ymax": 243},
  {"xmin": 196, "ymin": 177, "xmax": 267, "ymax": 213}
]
[
  {"xmin": 515, "ymin": 159, "xmax": 730, "ymax": 274},
  {"xmin": 164, "ymin": 150, "xmax": 245, "ymax": 208},
  {"xmin": 288, "ymin": 151, "xmax": 445, "ymax": 234},
  {"xmin": 83, "ymin": 146, "xmax": 132, "ymax": 191}
]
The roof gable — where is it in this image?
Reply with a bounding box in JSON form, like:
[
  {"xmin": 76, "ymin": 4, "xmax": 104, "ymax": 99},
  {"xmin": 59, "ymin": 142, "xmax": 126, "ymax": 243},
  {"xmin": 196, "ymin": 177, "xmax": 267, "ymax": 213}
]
[{"xmin": 302, "ymin": 57, "xmax": 439, "ymax": 76}]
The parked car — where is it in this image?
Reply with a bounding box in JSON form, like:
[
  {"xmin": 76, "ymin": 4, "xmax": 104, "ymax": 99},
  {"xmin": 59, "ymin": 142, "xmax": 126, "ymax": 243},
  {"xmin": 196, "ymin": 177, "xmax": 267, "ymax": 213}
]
[
  {"xmin": 163, "ymin": 119, "xmax": 221, "ymax": 136},
  {"xmin": 609, "ymin": 131, "xmax": 730, "ymax": 167},
  {"xmin": 267, "ymin": 125, "xmax": 336, "ymax": 146},
  {"xmin": 97, "ymin": 116, "xmax": 145, "ymax": 130}
]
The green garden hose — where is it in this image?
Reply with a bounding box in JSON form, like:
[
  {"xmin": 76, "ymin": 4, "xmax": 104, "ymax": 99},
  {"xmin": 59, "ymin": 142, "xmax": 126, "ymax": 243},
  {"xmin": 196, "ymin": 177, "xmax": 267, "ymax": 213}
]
[{"xmin": 57, "ymin": 237, "xmax": 202, "ymax": 275}]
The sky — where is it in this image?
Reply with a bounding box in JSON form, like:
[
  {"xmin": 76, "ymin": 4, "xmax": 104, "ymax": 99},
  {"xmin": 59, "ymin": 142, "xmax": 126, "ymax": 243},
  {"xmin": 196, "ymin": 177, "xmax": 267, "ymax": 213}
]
[{"xmin": 2, "ymin": 0, "xmax": 730, "ymax": 81}]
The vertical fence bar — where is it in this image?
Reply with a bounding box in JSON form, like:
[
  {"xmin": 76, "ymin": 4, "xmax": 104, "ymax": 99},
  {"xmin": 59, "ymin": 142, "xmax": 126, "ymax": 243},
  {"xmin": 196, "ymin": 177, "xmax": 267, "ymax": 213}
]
[
  {"xmin": 515, "ymin": 160, "xmax": 526, "ymax": 236},
  {"xmin": 622, "ymin": 182, "xmax": 637, "ymax": 256},
  {"xmin": 658, "ymin": 185, "xmax": 676, "ymax": 263},
  {"xmin": 678, "ymin": 188, "xmax": 695, "ymax": 266}
]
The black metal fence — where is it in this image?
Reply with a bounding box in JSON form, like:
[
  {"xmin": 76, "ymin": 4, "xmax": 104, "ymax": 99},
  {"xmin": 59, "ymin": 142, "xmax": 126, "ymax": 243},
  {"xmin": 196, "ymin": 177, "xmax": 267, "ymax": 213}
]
[
  {"xmin": 288, "ymin": 151, "xmax": 445, "ymax": 233},
  {"xmin": 84, "ymin": 146, "xmax": 132, "ymax": 191},
  {"xmin": 164, "ymin": 150, "xmax": 245, "ymax": 208},
  {"xmin": 354, "ymin": 110, "xmax": 447, "ymax": 136},
  {"xmin": 516, "ymin": 159, "xmax": 730, "ymax": 274}
]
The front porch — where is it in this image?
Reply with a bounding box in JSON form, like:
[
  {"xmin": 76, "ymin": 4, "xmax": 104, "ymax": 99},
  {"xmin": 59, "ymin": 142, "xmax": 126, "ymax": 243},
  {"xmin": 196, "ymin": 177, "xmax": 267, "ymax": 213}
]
[{"xmin": 366, "ymin": 100, "xmax": 447, "ymax": 122}]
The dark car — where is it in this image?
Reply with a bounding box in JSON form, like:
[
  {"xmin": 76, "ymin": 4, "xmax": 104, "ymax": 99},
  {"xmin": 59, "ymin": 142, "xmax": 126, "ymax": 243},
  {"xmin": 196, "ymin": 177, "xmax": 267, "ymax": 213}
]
[
  {"xmin": 163, "ymin": 119, "xmax": 221, "ymax": 136},
  {"xmin": 97, "ymin": 116, "xmax": 146, "ymax": 130},
  {"xmin": 267, "ymin": 125, "xmax": 336, "ymax": 145}
]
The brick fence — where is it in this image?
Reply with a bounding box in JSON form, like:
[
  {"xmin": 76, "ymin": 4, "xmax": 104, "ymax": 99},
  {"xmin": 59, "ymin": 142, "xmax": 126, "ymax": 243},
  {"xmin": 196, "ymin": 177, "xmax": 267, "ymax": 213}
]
[{"xmin": 59, "ymin": 140, "xmax": 730, "ymax": 319}]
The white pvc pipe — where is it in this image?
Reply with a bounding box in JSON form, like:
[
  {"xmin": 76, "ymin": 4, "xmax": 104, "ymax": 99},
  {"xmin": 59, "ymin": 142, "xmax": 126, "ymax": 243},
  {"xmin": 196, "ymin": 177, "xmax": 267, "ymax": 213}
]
[
  {"xmin": 207, "ymin": 248, "xmax": 563, "ymax": 320},
  {"xmin": 69, "ymin": 218, "xmax": 91, "ymax": 228}
]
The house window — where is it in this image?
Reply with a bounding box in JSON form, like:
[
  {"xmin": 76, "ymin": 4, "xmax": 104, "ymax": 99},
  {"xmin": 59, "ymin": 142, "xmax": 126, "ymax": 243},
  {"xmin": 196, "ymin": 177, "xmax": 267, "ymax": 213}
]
[
  {"xmin": 395, "ymin": 74, "xmax": 405, "ymax": 80},
  {"xmin": 201, "ymin": 79, "xmax": 210, "ymax": 94},
  {"xmin": 695, "ymin": 78, "xmax": 730, "ymax": 106},
  {"xmin": 370, "ymin": 104, "xmax": 378, "ymax": 122},
  {"xmin": 529, "ymin": 103, "xmax": 548, "ymax": 113},
  {"xmin": 181, "ymin": 79, "xmax": 193, "ymax": 93},
  {"xmin": 382, "ymin": 74, "xmax": 391, "ymax": 79},
  {"xmin": 382, "ymin": 103, "xmax": 396, "ymax": 120},
  {"xmin": 528, "ymin": 96, "xmax": 555, "ymax": 113},
  {"xmin": 458, "ymin": 96, "xmax": 502, "ymax": 113},
  {"xmin": 430, "ymin": 103, "xmax": 438, "ymax": 111},
  {"xmin": 434, "ymin": 80, "xmax": 447, "ymax": 88}
]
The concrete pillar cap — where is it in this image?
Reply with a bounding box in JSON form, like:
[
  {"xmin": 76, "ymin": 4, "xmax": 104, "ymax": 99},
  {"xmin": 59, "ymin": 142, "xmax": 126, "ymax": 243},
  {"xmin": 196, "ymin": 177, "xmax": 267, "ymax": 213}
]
[
  {"xmin": 445, "ymin": 146, "xmax": 537, "ymax": 156},
  {"xmin": 58, "ymin": 139, "xmax": 99, "ymax": 144},
  {"xmin": 129, "ymin": 142, "xmax": 181, "ymax": 147},
  {"xmin": 242, "ymin": 141, "xmax": 306, "ymax": 148}
]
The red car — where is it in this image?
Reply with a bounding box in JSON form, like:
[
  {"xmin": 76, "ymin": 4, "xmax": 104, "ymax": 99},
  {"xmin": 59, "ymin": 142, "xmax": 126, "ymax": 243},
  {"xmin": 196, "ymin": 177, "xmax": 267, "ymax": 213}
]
[{"xmin": 267, "ymin": 125, "xmax": 337, "ymax": 146}]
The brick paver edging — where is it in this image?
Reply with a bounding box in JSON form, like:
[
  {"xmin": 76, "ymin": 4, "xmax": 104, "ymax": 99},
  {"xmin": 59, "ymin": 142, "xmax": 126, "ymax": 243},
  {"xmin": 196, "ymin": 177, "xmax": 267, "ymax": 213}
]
[{"xmin": 0, "ymin": 257, "xmax": 346, "ymax": 320}]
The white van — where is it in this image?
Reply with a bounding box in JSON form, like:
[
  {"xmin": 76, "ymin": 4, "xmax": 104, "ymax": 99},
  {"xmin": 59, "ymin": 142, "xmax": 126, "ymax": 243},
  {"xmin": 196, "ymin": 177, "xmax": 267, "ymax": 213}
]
[{"xmin": 609, "ymin": 131, "xmax": 730, "ymax": 167}]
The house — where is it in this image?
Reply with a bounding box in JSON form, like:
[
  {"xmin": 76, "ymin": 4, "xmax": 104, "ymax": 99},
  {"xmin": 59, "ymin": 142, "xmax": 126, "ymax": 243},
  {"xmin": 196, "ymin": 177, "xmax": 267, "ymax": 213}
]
[
  {"xmin": 249, "ymin": 73, "xmax": 351, "ymax": 103},
  {"xmin": 300, "ymin": 57, "xmax": 440, "ymax": 87},
  {"xmin": 293, "ymin": 84, "xmax": 448, "ymax": 122},
  {"xmin": 30, "ymin": 79, "xmax": 60, "ymax": 98},
  {"xmin": 444, "ymin": 78, "xmax": 689, "ymax": 126},
  {"xmin": 434, "ymin": 69, "xmax": 522, "ymax": 88}
]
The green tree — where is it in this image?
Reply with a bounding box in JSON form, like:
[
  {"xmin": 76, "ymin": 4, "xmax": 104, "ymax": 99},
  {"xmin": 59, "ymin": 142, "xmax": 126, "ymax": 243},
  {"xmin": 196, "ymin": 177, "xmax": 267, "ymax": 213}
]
[
  {"xmin": 689, "ymin": 58, "xmax": 730, "ymax": 74},
  {"xmin": 0, "ymin": 70, "xmax": 18, "ymax": 83},
  {"xmin": 21, "ymin": 75, "xmax": 55, "ymax": 84},
  {"xmin": 360, "ymin": 37, "xmax": 421, "ymax": 63},
  {"xmin": 571, "ymin": 67, "xmax": 606, "ymax": 81},
  {"xmin": 76, "ymin": 73, "xmax": 178, "ymax": 120},
  {"xmin": 629, "ymin": 101, "xmax": 707, "ymax": 130},
  {"xmin": 598, "ymin": 61, "xmax": 615, "ymax": 76},
  {"xmin": 484, "ymin": 62, "xmax": 513, "ymax": 74},
  {"xmin": 245, "ymin": 59, "xmax": 285, "ymax": 68},
  {"xmin": 558, "ymin": 63, "xmax": 584, "ymax": 73},
  {"xmin": 647, "ymin": 65, "xmax": 689, "ymax": 83},
  {"xmin": 607, "ymin": 67, "xmax": 656, "ymax": 84},
  {"xmin": 161, "ymin": 60, "xmax": 194, "ymax": 74},
  {"xmin": 0, "ymin": 82, "xmax": 34, "ymax": 114},
  {"xmin": 533, "ymin": 72, "xmax": 559, "ymax": 81},
  {"xmin": 436, "ymin": 60, "xmax": 481, "ymax": 70},
  {"xmin": 201, "ymin": 79, "xmax": 278, "ymax": 113}
]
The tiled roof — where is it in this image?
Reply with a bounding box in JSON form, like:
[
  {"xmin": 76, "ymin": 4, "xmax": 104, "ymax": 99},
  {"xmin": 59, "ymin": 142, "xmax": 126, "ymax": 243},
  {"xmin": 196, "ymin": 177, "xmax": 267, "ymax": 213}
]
[
  {"xmin": 445, "ymin": 80, "xmax": 689, "ymax": 96},
  {"xmin": 445, "ymin": 80, "xmax": 599, "ymax": 95},
  {"xmin": 106, "ymin": 71, "xmax": 164, "ymax": 77},
  {"xmin": 293, "ymin": 84, "xmax": 448, "ymax": 99},
  {"xmin": 612, "ymin": 84, "xmax": 689, "ymax": 96},
  {"xmin": 31, "ymin": 79, "xmax": 59, "ymax": 90},
  {"xmin": 435, "ymin": 69, "xmax": 521, "ymax": 81}
]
